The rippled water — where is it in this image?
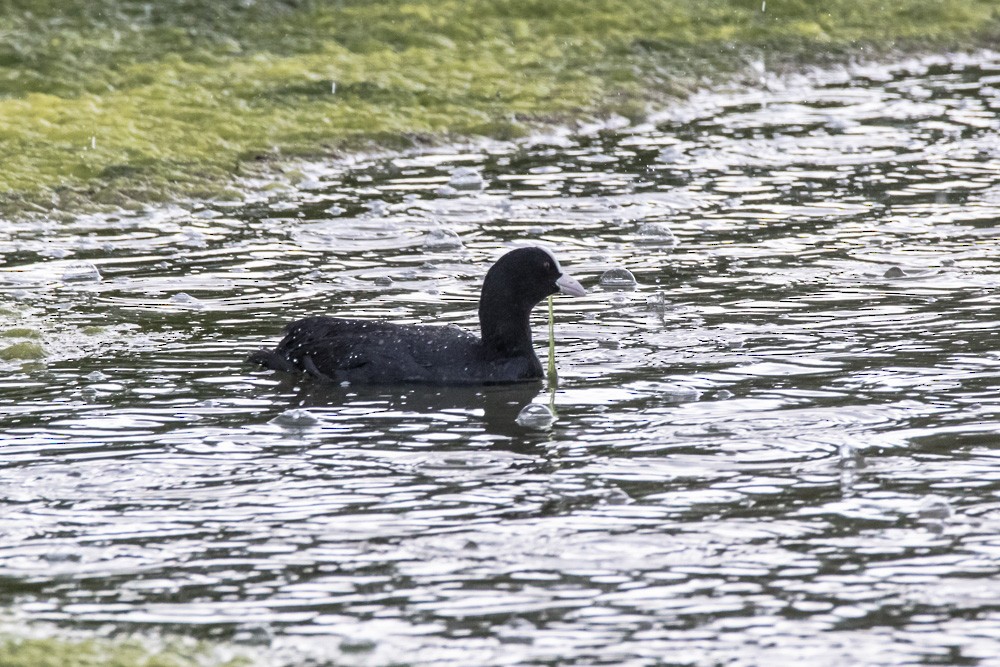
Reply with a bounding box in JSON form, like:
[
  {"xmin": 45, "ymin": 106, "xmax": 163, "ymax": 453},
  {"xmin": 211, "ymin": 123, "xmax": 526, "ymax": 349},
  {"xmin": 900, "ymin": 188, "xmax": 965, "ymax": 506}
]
[{"xmin": 2, "ymin": 52, "xmax": 1000, "ymax": 666}]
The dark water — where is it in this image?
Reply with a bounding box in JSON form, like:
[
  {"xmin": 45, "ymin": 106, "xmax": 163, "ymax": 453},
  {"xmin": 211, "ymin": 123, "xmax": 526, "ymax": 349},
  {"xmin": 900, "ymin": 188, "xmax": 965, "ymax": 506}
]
[{"xmin": 2, "ymin": 52, "xmax": 1000, "ymax": 665}]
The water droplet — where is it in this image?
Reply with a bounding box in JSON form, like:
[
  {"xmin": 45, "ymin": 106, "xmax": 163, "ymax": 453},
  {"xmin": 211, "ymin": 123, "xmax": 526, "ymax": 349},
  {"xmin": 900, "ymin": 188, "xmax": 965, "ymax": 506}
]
[
  {"xmin": 516, "ymin": 403, "xmax": 556, "ymax": 430},
  {"xmin": 645, "ymin": 292, "xmax": 671, "ymax": 313},
  {"xmin": 374, "ymin": 276, "xmax": 393, "ymax": 286},
  {"xmin": 839, "ymin": 443, "xmax": 859, "ymax": 468},
  {"xmin": 85, "ymin": 371, "xmax": 107, "ymax": 382}
]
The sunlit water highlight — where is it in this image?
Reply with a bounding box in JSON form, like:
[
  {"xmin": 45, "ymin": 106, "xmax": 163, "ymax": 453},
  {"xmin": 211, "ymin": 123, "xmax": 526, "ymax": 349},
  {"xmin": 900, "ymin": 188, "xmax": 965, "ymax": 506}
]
[{"xmin": 2, "ymin": 52, "xmax": 1000, "ymax": 666}]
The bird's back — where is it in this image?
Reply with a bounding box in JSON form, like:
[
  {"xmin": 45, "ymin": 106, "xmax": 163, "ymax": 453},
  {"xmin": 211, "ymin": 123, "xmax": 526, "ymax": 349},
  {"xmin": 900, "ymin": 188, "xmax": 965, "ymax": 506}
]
[{"xmin": 250, "ymin": 316, "xmax": 543, "ymax": 385}]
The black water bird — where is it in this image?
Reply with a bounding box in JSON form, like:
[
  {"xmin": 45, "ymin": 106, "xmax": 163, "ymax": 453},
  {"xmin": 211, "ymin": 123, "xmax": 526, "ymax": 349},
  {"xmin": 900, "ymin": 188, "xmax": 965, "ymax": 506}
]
[{"xmin": 249, "ymin": 246, "xmax": 586, "ymax": 385}]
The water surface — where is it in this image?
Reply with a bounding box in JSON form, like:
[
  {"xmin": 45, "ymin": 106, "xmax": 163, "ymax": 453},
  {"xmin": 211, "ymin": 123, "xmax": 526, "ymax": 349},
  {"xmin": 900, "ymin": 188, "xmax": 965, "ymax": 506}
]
[{"xmin": 2, "ymin": 52, "xmax": 1000, "ymax": 666}]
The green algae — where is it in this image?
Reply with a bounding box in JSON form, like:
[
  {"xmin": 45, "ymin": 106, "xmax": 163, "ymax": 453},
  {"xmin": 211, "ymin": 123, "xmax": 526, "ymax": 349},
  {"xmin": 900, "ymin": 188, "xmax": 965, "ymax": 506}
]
[
  {"xmin": 0, "ymin": 635, "xmax": 251, "ymax": 667},
  {"xmin": 0, "ymin": 327, "xmax": 41, "ymax": 338},
  {"xmin": 0, "ymin": 0, "xmax": 998, "ymax": 213},
  {"xmin": 0, "ymin": 341, "xmax": 44, "ymax": 360}
]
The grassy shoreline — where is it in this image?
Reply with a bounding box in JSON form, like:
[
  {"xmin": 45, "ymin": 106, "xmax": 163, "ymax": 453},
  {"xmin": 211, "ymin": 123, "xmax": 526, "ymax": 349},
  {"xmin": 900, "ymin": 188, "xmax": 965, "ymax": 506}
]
[
  {"xmin": 0, "ymin": 0, "xmax": 998, "ymax": 216},
  {"xmin": 0, "ymin": 631, "xmax": 251, "ymax": 667}
]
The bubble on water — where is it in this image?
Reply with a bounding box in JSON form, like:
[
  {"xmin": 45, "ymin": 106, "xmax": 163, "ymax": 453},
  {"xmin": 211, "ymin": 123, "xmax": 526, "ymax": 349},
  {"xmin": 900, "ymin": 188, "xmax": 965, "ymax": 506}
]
[
  {"xmin": 598, "ymin": 487, "xmax": 634, "ymax": 505},
  {"xmin": 435, "ymin": 185, "xmax": 459, "ymax": 197},
  {"xmin": 657, "ymin": 146, "xmax": 684, "ymax": 163},
  {"xmin": 824, "ymin": 115, "xmax": 859, "ymax": 132},
  {"xmin": 423, "ymin": 228, "xmax": 463, "ymax": 250},
  {"xmin": 599, "ymin": 267, "xmax": 638, "ymax": 290},
  {"xmin": 373, "ymin": 276, "xmax": 394, "ymax": 286},
  {"xmin": 608, "ymin": 292, "xmax": 630, "ymax": 306},
  {"xmin": 448, "ymin": 167, "xmax": 485, "ymax": 191},
  {"xmin": 42, "ymin": 549, "xmax": 82, "ymax": 564},
  {"xmin": 235, "ymin": 622, "xmax": 275, "ymax": 646},
  {"xmin": 269, "ymin": 200, "xmax": 298, "ymax": 212},
  {"xmin": 340, "ymin": 637, "xmax": 377, "ymax": 654},
  {"xmin": 580, "ymin": 153, "xmax": 617, "ymax": 165},
  {"xmin": 883, "ymin": 266, "xmax": 907, "ymax": 279},
  {"xmin": 715, "ymin": 389, "xmax": 734, "ymax": 400},
  {"xmin": 516, "ymin": 403, "xmax": 556, "ymax": 430},
  {"xmin": 269, "ymin": 408, "xmax": 321, "ymax": 429},
  {"xmin": 169, "ymin": 293, "xmax": 203, "ymax": 308},
  {"xmin": 652, "ymin": 383, "xmax": 702, "ymax": 403},
  {"xmin": 917, "ymin": 495, "xmax": 953, "ymax": 521},
  {"xmin": 635, "ymin": 222, "xmax": 678, "ymax": 246},
  {"xmin": 60, "ymin": 262, "xmax": 101, "ymax": 283},
  {"xmin": 180, "ymin": 230, "xmax": 207, "ymax": 248},
  {"xmin": 85, "ymin": 370, "xmax": 107, "ymax": 382}
]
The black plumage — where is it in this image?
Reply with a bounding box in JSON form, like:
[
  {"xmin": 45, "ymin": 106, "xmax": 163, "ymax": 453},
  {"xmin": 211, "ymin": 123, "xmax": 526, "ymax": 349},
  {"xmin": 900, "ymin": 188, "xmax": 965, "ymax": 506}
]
[{"xmin": 248, "ymin": 246, "xmax": 586, "ymax": 385}]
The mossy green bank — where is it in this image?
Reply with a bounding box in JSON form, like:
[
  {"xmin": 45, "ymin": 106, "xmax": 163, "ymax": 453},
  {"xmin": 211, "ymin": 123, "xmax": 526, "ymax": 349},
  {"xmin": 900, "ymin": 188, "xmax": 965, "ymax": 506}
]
[
  {"xmin": 0, "ymin": 0, "xmax": 997, "ymax": 213},
  {"xmin": 0, "ymin": 633, "xmax": 250, "ymax": 667}
]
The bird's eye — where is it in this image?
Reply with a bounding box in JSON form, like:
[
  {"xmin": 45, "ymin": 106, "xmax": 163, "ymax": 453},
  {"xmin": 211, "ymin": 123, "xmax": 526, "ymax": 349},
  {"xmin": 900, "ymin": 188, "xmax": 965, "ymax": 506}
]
[{"xmin": 543, "ymin": 261, "xmax": 551, "ymax": 270}]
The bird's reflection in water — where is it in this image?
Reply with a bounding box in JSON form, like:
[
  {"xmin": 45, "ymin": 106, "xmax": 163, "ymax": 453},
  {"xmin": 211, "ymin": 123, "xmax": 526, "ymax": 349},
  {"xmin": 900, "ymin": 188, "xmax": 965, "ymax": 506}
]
[{"xmin": 269, "ymin": 377, "xmax": 548, "ymax": 443}]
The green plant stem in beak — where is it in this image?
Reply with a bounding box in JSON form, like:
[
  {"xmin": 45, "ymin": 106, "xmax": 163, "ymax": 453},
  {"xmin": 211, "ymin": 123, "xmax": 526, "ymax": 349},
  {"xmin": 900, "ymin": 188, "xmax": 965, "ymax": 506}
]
[{"xmin": 547, "ymin": 294, "xmax": 558, "ymax": 389}]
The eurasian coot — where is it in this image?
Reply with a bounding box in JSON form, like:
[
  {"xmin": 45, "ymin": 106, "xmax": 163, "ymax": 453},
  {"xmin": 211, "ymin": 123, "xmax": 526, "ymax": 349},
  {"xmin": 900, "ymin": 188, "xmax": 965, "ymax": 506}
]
[{"xmin": 249, "ymin": 246, "xmax": 586, "ymax": 385}]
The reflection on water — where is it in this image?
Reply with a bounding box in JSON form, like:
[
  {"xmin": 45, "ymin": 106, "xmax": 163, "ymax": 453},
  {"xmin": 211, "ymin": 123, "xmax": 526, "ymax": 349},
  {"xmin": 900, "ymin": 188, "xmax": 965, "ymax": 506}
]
[{"xmin": 2, "ymin": 52, "xmax": 1000, "ymax": 665}]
